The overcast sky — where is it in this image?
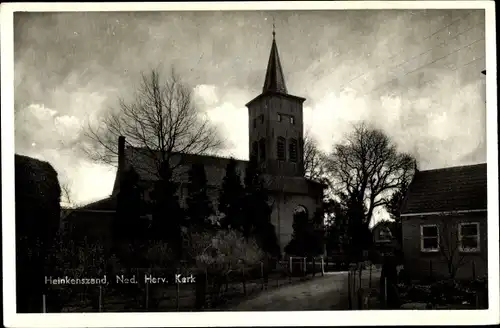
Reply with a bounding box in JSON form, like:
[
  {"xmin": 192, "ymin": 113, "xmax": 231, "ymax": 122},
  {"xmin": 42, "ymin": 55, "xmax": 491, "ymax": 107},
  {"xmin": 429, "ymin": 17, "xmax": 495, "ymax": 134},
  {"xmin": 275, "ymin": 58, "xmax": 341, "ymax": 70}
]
[{"xmin": 14, "ymin": 9, "xmax": 486, "ymax": 208}]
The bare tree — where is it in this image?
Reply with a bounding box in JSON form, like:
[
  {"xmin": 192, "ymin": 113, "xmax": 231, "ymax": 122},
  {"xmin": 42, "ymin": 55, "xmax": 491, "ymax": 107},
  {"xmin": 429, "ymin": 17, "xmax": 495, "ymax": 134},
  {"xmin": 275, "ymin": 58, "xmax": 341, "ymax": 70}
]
[
  {"xmin": 60, "ymin": 182, "xmax": 74, "ymax": 208},
  {"xmin": 323, "ymin": 122, "xmax": 415, "ymax": 226},
  {"xmin": 303, "ymin": 132, "xmax": 327, "ymax": 183},
  {"xmin": 83, "ymin": 68, "xmax": 224, "ymax": 179},
  {"xmin": 438, "ymin": 219, "xmax": 482, "ymax": 279}
]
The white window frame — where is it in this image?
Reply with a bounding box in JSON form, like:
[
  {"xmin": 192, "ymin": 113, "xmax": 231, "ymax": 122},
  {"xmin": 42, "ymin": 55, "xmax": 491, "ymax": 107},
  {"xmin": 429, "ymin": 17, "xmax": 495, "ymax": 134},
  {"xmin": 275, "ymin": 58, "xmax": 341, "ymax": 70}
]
[
  {"xmin": 420, "ymin": 224, "xmax": 440, "ymax": 253},
  {"xmin": 458, "ymin": 222, "xmax": 480, "ymax": 252}
]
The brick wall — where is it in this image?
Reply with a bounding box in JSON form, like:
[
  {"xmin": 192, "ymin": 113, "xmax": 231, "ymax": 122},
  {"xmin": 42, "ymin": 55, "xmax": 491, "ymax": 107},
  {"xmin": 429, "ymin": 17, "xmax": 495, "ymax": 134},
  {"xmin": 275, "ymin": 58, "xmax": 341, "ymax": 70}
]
[{"xmin": 401, "ymin": 212, "xmax": 487, "ymax": 280}]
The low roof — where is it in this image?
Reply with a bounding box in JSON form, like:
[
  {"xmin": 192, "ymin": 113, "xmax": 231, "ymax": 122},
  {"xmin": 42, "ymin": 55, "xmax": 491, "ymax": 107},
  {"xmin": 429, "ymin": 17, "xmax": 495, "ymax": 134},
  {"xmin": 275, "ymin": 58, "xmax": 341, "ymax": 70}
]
[
  {"xmin": 400, "ymin": 163, "xmax": 487, "ymax": 215},
  {"xmin": 77, "ymin": 196, "xmax": 117, "ymax": 212}
]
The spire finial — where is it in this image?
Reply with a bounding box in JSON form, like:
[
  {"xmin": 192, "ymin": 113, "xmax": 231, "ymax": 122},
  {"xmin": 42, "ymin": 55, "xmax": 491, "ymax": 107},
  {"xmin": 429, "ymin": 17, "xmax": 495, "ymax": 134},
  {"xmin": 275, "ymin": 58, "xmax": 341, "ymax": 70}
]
[{"xmin": 272, "ymin": 17, "xmax": 276, "ymax": 39}]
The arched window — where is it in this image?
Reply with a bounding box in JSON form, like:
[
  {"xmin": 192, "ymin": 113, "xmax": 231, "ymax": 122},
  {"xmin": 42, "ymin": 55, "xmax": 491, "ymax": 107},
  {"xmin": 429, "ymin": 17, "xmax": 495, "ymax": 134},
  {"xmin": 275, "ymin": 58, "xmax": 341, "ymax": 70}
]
[
  {"xmin": 289, "ymin": 138, "xmax": 298, "ymax": 162},
  {"xmin": 293, "ymin": 205, "xmax": 308, "ymax": 216},
  {"xmin": 293, "ymin": 205, "xmax": 309, "ymax": 225},
  {"xmin": 259, "ymin": 138, "xmax": 266, "ymax": 161},
  {"xmin": 277, "ymin": 137, "xmax": 286, "ymax": 160},
  {"xmin": 252, "ymin": 141, "xmax": 258, "ymax": 159}
]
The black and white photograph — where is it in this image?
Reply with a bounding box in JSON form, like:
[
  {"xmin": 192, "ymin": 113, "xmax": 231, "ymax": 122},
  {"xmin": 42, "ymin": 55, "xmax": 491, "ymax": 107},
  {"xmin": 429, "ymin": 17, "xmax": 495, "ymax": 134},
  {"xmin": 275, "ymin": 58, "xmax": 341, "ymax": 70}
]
[{"xmin": 2, "ymin": 1, "xmax": 498, "ymax": 327}]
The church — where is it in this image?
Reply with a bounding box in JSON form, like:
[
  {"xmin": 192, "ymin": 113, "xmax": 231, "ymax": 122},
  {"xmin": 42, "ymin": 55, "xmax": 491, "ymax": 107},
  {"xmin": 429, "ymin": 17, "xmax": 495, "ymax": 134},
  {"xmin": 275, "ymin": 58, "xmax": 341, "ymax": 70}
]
[{"xmin": 65, "ymin": 32, "xmax": 326, "ymax": 253}]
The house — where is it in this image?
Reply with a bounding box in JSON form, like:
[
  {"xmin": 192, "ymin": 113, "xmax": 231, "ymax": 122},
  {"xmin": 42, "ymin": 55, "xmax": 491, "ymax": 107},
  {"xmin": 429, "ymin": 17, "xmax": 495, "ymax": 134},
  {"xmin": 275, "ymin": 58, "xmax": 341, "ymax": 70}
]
[
  {"xmin": 400, "ymin": 163, "xmax": 487, "ymax": 280},
  {"xmin": 15, "ymin": 154, "xmax": 61, "ymax": 312},
  {"xmin": 372, "ymin": 220, "xmax": 395, "ymax": 245},
  {"xmin": 65, "ymin": 31, "xmax": 326, "ymax": 253},
  {"xmin": 370, "ymin": 220, "xmax": 400, "ymax": 262}
]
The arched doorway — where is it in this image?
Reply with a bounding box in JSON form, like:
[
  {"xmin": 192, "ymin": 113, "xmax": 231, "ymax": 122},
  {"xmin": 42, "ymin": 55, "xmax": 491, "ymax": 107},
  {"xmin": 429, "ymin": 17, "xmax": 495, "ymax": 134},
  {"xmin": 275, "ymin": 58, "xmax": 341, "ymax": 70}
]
[{"xmin": 293, "ymin": 205, "xmax": 308, "ymax": 217}]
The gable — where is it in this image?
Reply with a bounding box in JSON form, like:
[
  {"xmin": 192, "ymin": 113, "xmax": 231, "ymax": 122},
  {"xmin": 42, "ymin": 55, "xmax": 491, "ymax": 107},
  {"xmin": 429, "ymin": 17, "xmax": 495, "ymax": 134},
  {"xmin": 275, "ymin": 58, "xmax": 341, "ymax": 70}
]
[{"xmin": 401, "ymin": 163, "xmax": 487, "ymax": 215}]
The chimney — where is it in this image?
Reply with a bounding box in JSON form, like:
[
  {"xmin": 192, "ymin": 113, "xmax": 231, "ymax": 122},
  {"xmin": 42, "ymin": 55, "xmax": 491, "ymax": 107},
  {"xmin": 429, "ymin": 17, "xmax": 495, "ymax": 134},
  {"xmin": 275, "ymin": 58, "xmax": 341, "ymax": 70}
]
[
  {"xmin": 118, "ymin": 135, "xmax": 126, "ymax": 170},
  {"xmin": 112, "ymin": 136, "xmax": 126, "ymax": 195}
]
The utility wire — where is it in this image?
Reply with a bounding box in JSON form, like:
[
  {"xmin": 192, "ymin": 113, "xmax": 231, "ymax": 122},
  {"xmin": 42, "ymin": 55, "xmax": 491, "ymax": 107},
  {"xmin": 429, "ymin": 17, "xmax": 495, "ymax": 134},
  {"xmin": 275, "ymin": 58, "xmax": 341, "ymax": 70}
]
[
  {"xmin": 339, "ymin": 12, "xmax": 478, "ymax": 91},
  {"xmin": 312, "ymin": 12, "xmax": 473, "ymax": 86},
  {"xmin": 365, "ymin": 38, "xmax": 484, "ymax": 96},
  {"xmin": 363, "ymin": 22, "xmax": 482, "ymax": 90}
]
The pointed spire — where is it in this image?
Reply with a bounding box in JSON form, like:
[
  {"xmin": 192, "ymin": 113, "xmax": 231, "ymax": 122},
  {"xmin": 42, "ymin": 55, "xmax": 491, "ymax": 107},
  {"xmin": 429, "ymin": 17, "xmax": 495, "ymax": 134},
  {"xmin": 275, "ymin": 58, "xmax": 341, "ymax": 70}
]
[{"xmin": 262, "ymin": 21, "xmax": 288, "ymax": 94}]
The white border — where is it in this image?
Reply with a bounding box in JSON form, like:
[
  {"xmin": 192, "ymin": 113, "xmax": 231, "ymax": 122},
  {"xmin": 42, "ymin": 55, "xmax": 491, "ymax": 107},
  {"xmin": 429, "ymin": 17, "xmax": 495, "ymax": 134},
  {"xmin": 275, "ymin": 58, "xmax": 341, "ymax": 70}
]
[{"xmin": 2, "ymin": 1, "xmax": 498, "ymax": 327}]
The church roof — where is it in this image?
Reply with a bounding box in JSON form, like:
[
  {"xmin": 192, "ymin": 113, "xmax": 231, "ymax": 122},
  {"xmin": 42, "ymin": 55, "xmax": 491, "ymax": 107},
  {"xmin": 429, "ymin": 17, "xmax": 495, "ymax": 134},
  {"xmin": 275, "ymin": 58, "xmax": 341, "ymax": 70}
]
[
  {"xmin": 110, "ymin": 145, "xmax": 324, "ymax": 197},
  {"xmin": 263, "ymin": 35, "xmax": 288, "ymax": 94},
  {"xmin": 245, "ymin": 32, "xmax": 305, "ymax": 107}
]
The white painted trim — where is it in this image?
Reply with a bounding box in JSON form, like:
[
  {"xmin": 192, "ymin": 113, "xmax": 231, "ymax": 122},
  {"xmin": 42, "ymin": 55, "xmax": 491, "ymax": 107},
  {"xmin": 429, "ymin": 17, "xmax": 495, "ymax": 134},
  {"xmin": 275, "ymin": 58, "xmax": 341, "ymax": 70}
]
[
  {"xmin": 401, "ymin": 209, "xmax": 487, "ymax": 217},
  {"xmin": 458, "ymin": 222, "xmax": 481, "ymax": 252},
  {"xmin": 420, "ymin": 224, "xmax": 440, "ymax": 252}
]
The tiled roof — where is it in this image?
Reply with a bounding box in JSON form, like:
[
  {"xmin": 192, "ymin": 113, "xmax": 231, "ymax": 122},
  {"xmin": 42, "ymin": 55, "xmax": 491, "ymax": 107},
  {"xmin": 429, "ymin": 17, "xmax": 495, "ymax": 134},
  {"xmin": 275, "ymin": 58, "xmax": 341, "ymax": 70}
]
[
  {"xmin": 122, "ymin": 147, "xmax": 248, "ymax": 187},
  {"xmin": 78, "ymin": 196, "xmax": 117, "ymax": 211},
  {"xmin": 400, "ymin": 163, "xmax": 487, "ymax": 214},
  {"xmin": 117, "ymin": 146, "xmax": 324, "ymax": 196}
]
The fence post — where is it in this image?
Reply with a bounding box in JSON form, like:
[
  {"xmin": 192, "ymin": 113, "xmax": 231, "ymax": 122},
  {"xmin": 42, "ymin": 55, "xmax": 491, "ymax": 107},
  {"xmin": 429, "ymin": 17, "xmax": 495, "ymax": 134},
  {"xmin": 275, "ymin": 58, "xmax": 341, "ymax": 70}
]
[
  {"xmin": 472, "ymin": 260, "xmax": 476, "ymax": 280},
  {"xmin": 289, "ymin": 257, "xmax": 292, "ymax": 283},
  {"xmin": 321, "ymin": 257, "xmax": 325, "ymax": 276},
  {"xmin": 358, "ymin": 264, "xmax": 362, "ymax": 288},
  {"xmin": 429, "ymin": 260, "xmax": 433, "ymax": 280},
  {"xmin": 369, "ymin": 264, "xmax": 372, "ymax": 288},
  {"xmin": 303, "ymin": 257, "xmax": 306, "ymax": 277},
  {"xmin": 312, "ymin": 257, "xmax": 316, "ymax": 277},
  {"xmin": 357, "ymin": 286, "xmax": 363, "ymax": 309},
  {"xmin": 261, "ymin": 262, "xmax": 264, "ymax": 290},
  {"xmin": 347, "ymin": 271, "xmax": 352, "ymax": 309},
  {"xmin": 99, "ymin": 285, "xmax": 103, "ymax": 312},
  {"xmin": 176, "ymin": 279, "xmax": 180, "ymax": 311},
  {"xmin": 242, "ymin": 267, "xmax": 247, "ymax": 296},
  {"xmin": 384, "ymin": 277, "xmax": 388, "ymax": 309},
  {"xmin": 42, "ymin": 294, "xmax": 46, "ymax": 313},
  {"xmin": 145, "ymin": 281, "xmax": 149, "ymax": 310}
]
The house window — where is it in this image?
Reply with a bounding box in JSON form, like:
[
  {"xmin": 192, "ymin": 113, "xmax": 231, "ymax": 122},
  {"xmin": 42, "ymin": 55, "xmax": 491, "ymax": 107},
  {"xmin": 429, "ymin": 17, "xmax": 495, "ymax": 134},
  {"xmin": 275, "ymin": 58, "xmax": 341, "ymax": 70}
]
[
  {"xmin": 259, "ymin": 138, "xmax": 266, "ymax": 161},
  {"xmin": 459, "ymin": 222, "xmax": 480, "ymax": 252},
  {"xmin": 289, "ymin": 138, "xmax": 298, "ymax": 162},
  {"xmin": 420, "ymin": 224, "xmax": 439, "ymax": 252},
  {"xmin": 278, "ymin": 113, "xmax": 282, "ymax": 122},
  {"xmin": 379, "ymin": 228, "xmax": 392, "ymax": 241},
  {"xmin": 290, "ymin": 116, "xmax": 295, "ymax": 125},
  {"xmin": 253, "ymin": 118, "xmax": 257, "ymax": 128},
  {"xmin": 260, "ymin": 115, "xmax": 264, "ymax": 124},
  {"xmin": 277, "ymin": 137, "xmax": 286, "ymax": 160}
]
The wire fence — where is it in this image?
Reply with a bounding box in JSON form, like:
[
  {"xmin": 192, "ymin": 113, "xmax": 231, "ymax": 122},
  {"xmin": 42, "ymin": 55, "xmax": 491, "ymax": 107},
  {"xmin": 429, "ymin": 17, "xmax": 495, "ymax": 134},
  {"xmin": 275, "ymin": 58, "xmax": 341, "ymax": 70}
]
[
  {"xmin": 347, "ymin": 262, "xmax": 381, "ymax": 310},
  {"xmin": 346, "ymin": 261, "xmax": 488, "ymax": 310},
  {"xmin": 43, "ymin": 256, "xmax": 333, "ymax": 312}
]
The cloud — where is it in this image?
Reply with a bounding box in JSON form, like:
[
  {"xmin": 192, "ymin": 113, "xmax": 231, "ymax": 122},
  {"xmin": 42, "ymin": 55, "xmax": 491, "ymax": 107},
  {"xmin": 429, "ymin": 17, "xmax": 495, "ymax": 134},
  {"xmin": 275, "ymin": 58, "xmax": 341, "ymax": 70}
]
[
  {"xmin": 203, "ymin": 87, "xmax": 251, "ymax": 159},
  {"xmin": 13, "ymin": 10, "xmax": 486, "ymax": 208},
  {"xmin": 194, "ymin": 84, "xmax": 220, "ymax": 107},
  {"xmin": 15, "ymin": 103, "xmax": 116, "ymax": 204}
]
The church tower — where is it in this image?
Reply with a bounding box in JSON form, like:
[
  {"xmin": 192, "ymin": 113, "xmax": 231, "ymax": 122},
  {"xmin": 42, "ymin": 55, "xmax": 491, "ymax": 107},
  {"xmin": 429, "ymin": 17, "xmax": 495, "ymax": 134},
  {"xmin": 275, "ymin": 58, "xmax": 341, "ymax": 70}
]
[{"xmin": 246, "ymin": 29, "xmax": 306, "ymax": 177}]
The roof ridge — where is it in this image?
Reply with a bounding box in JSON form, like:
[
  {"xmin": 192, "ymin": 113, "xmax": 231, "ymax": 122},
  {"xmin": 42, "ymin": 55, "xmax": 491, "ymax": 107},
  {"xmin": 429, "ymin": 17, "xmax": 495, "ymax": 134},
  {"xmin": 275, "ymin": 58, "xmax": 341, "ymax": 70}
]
[
  {"xmin": 125, "ymin": 146, "xmax": 248, "ymax": 162},
  {"xmin": 419, "ymin": 162, "xmax": 487, "ymax": 173}
]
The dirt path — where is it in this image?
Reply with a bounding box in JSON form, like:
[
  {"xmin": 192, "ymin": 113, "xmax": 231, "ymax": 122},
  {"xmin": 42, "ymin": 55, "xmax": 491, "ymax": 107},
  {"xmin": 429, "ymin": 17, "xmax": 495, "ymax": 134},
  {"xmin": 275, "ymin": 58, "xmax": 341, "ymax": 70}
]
[{"xmin": 229, "ymin": 269, "xmax": 381, "ymax": 311}]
